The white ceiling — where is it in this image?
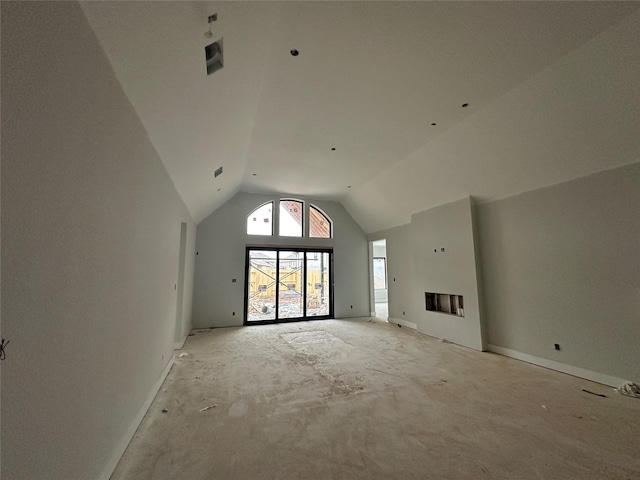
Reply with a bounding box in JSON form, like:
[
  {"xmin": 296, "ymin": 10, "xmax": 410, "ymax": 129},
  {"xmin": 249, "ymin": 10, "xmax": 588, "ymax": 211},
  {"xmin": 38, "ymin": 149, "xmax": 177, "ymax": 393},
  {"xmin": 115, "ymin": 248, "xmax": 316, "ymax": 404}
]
[{"xmin": 81, "ymin": 1, "xmax": 640, "ymax": 233}]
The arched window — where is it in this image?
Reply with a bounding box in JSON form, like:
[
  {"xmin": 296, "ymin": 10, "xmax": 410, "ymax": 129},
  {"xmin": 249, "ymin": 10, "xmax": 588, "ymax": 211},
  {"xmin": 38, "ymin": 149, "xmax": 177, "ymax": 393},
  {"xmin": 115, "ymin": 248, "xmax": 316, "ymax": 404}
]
[
  {"xmin": 247, "ymin": 202, "xmax": 273, "ymax": 236},
  {"xmin": 279, "ymin": 199, "xmax": 303, "ymax": 237},
  {"xmin": 309, "ymin": 204, "xmax": 332, "ymax": 238}
]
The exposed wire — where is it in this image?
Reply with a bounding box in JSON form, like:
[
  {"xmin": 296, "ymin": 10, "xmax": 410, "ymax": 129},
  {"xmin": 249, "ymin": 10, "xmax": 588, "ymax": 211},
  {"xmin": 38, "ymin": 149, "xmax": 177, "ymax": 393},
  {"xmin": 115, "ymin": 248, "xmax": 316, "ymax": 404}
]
[{"xmin": 0, "ymin": 338, "xmax": 9, "ymax": 360}]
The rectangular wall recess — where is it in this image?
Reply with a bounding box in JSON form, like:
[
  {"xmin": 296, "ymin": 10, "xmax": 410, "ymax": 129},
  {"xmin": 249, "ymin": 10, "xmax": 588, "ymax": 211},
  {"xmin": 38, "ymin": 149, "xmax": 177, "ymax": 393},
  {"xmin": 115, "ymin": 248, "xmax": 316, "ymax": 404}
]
[{"xmin": 425, "ymin": 292, "xmax": 464, "ymax": 317}]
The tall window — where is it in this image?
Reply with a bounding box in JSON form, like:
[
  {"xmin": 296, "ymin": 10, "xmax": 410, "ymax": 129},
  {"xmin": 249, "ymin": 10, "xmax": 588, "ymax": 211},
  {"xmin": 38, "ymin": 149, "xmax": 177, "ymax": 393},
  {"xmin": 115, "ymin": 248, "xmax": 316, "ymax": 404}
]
[
  {"xmin": 247, "ymin": 202, "xmax": 273, "ymax": 236},
  {"xmin": 279, "ymin": 199, "xmax": 303, "ymax": 237},
  {"xmin": 309, "ymin": 204, "xmax": 332, "ymax": 238}
]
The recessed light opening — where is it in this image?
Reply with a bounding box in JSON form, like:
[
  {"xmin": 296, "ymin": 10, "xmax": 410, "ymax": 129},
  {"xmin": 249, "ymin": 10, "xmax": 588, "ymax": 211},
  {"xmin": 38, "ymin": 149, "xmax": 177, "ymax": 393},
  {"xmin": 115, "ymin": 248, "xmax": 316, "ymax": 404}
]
[
  {"xmin": 290, "ymin": 49, "xmax": 299, "ymax": 56},
  {"xmin": 214, "ymin": 166, "xmax": 223, "ymax": 178},
  {"xmin": 461, "ymin": 103, "xmax": 469, "ymax": 108}
]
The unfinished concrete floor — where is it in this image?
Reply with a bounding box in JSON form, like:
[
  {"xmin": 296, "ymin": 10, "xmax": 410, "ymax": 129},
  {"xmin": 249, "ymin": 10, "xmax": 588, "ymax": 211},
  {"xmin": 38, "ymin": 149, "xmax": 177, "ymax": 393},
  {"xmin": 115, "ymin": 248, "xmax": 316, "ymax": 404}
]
[{"xmin": 112, "ymin": 319, "xmax": 640, "ymax": 479}]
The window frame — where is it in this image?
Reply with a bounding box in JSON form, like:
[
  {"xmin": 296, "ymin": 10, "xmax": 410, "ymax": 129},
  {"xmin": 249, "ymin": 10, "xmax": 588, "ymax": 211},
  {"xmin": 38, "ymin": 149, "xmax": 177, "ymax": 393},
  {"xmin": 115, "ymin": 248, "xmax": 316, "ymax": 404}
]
[
  {"xmin": 279, "ymin": 198, "xmax": 304, "ymax": 238},
  {"xmin": 247, "ymin": 201, "xmax": 274, "ymax": 236},
  {"xmin": 309, "ymin": 204, "xmax": 333, "ymax": 239}
]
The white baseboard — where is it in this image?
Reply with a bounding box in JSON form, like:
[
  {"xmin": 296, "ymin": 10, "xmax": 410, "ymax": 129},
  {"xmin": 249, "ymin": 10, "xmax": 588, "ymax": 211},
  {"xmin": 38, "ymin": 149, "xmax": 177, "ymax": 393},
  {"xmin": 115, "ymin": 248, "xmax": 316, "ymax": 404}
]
[
  {"xmin": 173, "ymin": 334, "xmax": 188, "ymax": 350},
  {"xmin": 487, "ymin": 344, "xmax": 628, "ymax": 388},
  {"xmin": 97, "ymin": 357, "xmax": 175, "ymax": 480},
  {"xmin": 388, "ymin": 317, "xmax": 417, "ymax": 330}
]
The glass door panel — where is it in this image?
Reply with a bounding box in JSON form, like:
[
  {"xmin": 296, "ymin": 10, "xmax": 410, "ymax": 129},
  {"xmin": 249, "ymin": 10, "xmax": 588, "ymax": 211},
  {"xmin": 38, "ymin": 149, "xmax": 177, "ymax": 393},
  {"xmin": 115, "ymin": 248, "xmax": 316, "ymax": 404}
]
[
  {"xmin": 245, "ymin": 248, "xmax": 332, "ymax": 324},
  {"xmin": 306, "ymin": 251, "xmax": 330, "ymax": 317},
  {"xmin": 247, "ymin": 250, "xmax": 277, "ymax": 322},
  {"xmin": 278, "ymin": 251, "xmax": 304, "ymax": 319}
]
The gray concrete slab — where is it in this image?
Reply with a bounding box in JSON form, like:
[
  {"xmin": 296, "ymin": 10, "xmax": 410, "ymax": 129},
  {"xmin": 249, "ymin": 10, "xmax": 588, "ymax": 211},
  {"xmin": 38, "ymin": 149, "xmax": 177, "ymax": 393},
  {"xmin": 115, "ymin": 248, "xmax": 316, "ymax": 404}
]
[{"xmin": 112, "ymin": 318, "xmax": 640, "ymax": 479}]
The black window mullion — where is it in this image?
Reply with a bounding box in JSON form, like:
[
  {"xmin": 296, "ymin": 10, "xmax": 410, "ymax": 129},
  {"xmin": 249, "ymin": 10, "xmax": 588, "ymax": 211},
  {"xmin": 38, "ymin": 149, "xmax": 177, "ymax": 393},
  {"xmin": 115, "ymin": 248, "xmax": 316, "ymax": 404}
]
[
  {"xmin": 275, "ymin": 250, "xmax": 280, "ymax": 320},
  {"xmin": 302, "ymin": 251, "xmax": 308, "ymax": 318}
]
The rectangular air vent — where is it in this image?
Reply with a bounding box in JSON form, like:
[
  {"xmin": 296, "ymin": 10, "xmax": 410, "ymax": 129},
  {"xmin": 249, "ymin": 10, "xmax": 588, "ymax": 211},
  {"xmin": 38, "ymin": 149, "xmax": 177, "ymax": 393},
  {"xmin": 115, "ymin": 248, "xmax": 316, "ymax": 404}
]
[
  {"xmin": 214, "ymin": 166, "xmax": 223, "ymax": 178},
  {"xmin": 205, "ymin": 38, "xmax": 223, "ymax": 75}
]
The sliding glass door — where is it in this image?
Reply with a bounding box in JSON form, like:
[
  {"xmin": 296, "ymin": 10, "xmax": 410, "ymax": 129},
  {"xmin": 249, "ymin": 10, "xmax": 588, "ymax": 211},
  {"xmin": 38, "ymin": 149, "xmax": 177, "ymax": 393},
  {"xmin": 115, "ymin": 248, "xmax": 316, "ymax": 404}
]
[
  {"xmin": 245, "ymin": 247, "xmax": 333, "ymax": 324},
  {"xmin": 278, "ymin": 251, "xmax": 304, "ymax": 319},
  {"xmin": 306, "ymin": 251, "xmax": 330, "ymax": 317}
]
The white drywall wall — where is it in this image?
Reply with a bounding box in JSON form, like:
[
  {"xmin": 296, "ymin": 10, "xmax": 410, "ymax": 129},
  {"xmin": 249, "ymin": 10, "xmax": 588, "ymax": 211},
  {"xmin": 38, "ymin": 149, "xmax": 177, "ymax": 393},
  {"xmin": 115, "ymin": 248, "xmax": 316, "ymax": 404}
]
[
  {"xmin": 1, "ymin": 2, "xmax": 196, "ymax": 478},
  {"xmin": 193, "ymin": 192, "xmax": 370, "ymax": 327},
  {"xmin": 369, "ymin": 198, "xmax": 485, "ymax": 350},
  {"xmin": 476, "ymin": 162, "xmax": 640, "ymax": 383}
]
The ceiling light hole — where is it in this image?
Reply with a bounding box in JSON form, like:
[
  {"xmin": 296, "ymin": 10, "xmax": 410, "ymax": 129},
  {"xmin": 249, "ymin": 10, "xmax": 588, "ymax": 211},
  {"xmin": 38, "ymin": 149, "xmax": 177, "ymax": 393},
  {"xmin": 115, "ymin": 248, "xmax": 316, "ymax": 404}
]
[
  {"xmin": 252, "ymin": 173, "xmax": 257, "ymax": 176},
  {"xmin": 431, "ymin": 123, "xmax": 437, "ymax": 126},
  {"xmin": 214, "ymin": 166, "xmax": 223, "ymax": 178},
  {"xmin": 347, "ymin": 185, "xmax": 352, "ymax": 189},
  {"xmin": 290, "ymin": 49, "xmax": 299, "ymax": 57},
  {"xmin": 461, "ymin": 103, "xmax": 469, "ymax": 108},
  {"xmin": 331, "ymin": 147, "xmax": 336, "ymax": 151}
]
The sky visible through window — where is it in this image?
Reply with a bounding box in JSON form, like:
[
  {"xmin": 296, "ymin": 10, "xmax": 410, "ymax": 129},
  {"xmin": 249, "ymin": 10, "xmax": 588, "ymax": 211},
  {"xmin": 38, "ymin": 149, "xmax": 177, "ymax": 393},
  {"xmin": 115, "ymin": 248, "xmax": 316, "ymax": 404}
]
[{"xmin": 247, "ymin": 202, "xmax": 272, "ymax": 235}]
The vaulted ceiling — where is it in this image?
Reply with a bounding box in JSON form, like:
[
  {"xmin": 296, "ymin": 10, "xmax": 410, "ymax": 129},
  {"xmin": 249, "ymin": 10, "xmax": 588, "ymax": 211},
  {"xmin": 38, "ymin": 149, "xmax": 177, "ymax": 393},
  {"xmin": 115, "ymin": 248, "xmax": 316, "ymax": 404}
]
[{"xmin": 81, "ymin": 1, "xmax": 640, "ymax": 233}]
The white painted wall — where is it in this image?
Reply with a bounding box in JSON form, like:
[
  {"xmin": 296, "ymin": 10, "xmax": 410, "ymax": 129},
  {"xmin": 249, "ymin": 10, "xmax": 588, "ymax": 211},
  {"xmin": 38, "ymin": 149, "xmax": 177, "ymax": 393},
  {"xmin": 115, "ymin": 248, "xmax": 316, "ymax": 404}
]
[
  {"xmin": 1, "ymin": 2, "xmax": 196, "ymax": 478},
  {"xmin": 193, "ymin": 192, "xmax": 370, "ymax": 327},
  {"xmin": 476, "ymin": 162, "xmax": 640, "ymax": 383},
  {"xmin": 369, "ymin": 198, "xmax": 485, "ymax": 350}
]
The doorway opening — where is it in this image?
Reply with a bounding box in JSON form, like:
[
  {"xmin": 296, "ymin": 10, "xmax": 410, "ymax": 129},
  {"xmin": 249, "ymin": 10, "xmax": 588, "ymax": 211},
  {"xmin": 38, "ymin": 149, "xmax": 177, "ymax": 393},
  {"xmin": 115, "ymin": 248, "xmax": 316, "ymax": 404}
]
[
  {"xmin": 371, "ymin": 239, "xmax": 388, "ymax": 319},
  {"xmin": 244, "ymin": 247, "xmax": 333, "ymax": 324},
  {"xmin": 174, "ymin": 222, "xmax": 188, "ymax": 348}
]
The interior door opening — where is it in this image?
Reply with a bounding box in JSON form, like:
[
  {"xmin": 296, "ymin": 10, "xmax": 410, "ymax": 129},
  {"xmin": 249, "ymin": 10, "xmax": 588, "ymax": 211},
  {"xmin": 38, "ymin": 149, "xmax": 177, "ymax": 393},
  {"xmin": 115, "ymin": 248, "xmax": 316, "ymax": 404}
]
[
  {"xmin": 245, "ymin": 247, "xmax": 333, "ymax": 324},
  {"xmin": 174, "ymin": 222, "xmax": 188, "ymax": 347},
  {"xmin": 371, "ymin": 239, "xmax": 388, "ymax": 319}
]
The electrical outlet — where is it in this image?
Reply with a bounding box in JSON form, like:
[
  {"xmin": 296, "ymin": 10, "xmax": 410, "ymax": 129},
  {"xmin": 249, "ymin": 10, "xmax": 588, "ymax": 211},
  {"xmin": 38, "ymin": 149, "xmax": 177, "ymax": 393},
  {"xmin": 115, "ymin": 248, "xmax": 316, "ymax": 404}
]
[
  {"xmin": 350, "ymin": 305, "xmax": 353, "ymax": 309},
  {"xmin": 232, "ymin": 312, "xmax": 235, "ymax": 316},
  {"xmin": 554, "ymin": 343, "xmax": 561, "ymax": 351},
  {"xmin": 403, "ymin": 311, "xmax": 406, "ymax": 315}
]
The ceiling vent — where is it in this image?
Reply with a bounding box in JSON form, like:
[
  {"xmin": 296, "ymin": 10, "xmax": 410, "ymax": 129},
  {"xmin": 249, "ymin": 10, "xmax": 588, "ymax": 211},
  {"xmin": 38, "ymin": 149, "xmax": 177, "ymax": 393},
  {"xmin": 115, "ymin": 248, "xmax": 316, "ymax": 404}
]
[
  {"xmin": 214, "ymin": 166, "xmax": 223, "ymax": 178},
  {"xmin": 205, "ymin": 38, "xmax": 223, "ymax": 75}
]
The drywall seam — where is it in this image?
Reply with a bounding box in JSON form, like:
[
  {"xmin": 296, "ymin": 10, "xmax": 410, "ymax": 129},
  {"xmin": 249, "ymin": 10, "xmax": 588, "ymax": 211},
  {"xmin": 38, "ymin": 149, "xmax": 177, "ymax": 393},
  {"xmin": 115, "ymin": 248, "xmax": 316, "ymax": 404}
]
[
  {"xmin": 488, "ymin": 345, "xmax": 629, "ymax": 388},
  {"xmin": 97, "ymin": 358, "xmax": 175, "ymax": 480},
  {"xmin": 388, "ymin": 318, "xmax": 417, "ymax": 330}
]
